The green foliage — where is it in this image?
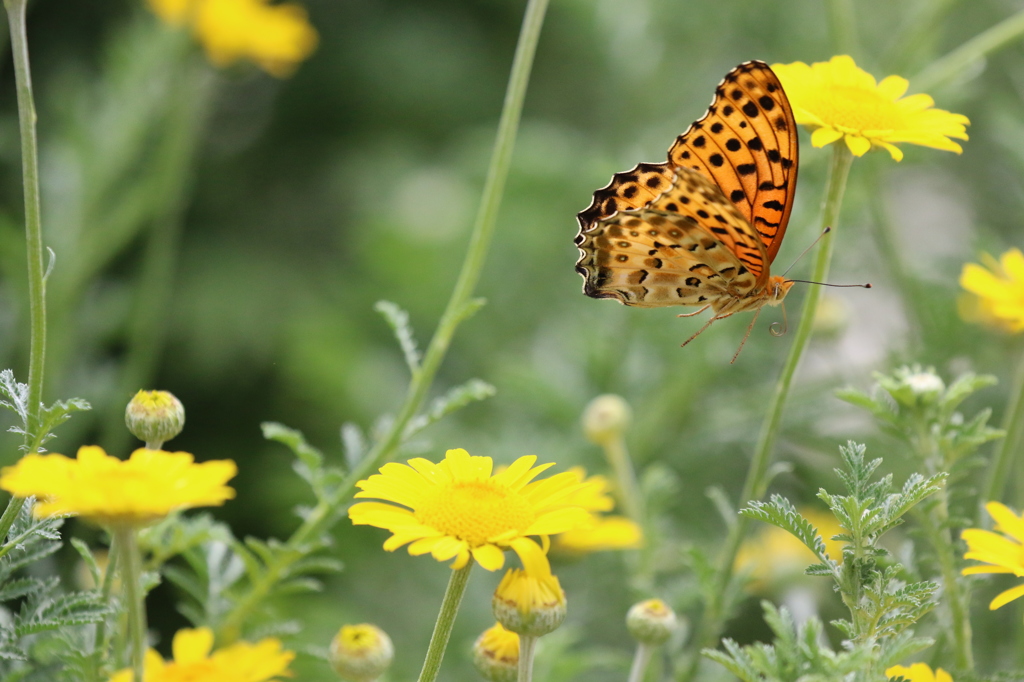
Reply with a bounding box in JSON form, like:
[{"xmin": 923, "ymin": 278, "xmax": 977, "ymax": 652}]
[
  {"xmin": 0, "ymin": 503, "xmax": 108, "ymax": 681},
  {"xmin": 0, "ymin": 370, "xmax": 89, "ymax": 452},
  {"xmin": 714, "ymin": 443, "xmax": 941, "ymax": 681},
  {"xmin": 837, "ymin": 366, "xmax": 1003, "ymax": 470}
]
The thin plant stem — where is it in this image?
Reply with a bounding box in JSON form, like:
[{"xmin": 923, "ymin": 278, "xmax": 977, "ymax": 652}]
[
  {"xmin": 0, "ymin": 0, "xmax": 49, "ymax": 542},
  {"xmin": 915, "ymin": 498, "xmax": 973, "ymax": 669},
  {"xmin": 680, "ymin": 144, "xmax": 854, "ymax": 682},
  {"xmin": 517, "ymin": 634, "xmax": 537, "ymax": 682},
  {"xmin": 986, "ymin": 347, "xmax": 1024, "ymax": 509},
  {"xmin": 114, "ymin": 526, "xmax": 148, "ymax": 682},
  {"xmin": 628, "ymin": 643, "xmax": 654, "ymax": 682},
  {"xmin": 826, "ymin": 0, "xmax": 861, "ymax": 58},
  {"xmin": 912, "ymin": 8, "xmax": 1024, "ymax": 92},
  {"xmin": 416, "ymin": 564, "xmax": 473, "ymax": 682},
  {"xmin": 90, "ymin": 537, "xmax": 121, "ymax": 682},
  {"xmin": 603, "ymin": 435, "xmax": 644, "ymax": 522},
  {"xmin": 215, "ymin": 0, "xmax": 549, "ymax": 642},
  {"xmin": 5, "ymin": 0, "xmax": 45, "ymax": 437}
]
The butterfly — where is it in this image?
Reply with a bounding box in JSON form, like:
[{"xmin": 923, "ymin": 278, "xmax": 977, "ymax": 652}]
[{"xmin": 574, "ymin": 60, "xmax": 799, "ymax": 357}]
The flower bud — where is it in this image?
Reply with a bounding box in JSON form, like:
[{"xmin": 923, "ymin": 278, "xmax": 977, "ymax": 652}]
[
  {"xmin": 881, "ymin": 366, "xmax": 946, "ymax": 408},
  {"xmin": 472, "ymin": 623, "xmax": 519, "ymax": 682},
  {"xmin": 626, "ymin": 598, "xmax": 678, "ymax": 645},
  {"xmin": 582, "ymin": 394, "xmax": 632, "ymax": 446},
  {"xmin": 125, "ymin": 390, "xmax": 185, "ymax": 448},
  {"xmin": 492, "ymin": 569, "xmax": 567, "ymax": 637},
  {"xmin": 329, "ymin": 624, "xmax": 394, "ymax": 682}
]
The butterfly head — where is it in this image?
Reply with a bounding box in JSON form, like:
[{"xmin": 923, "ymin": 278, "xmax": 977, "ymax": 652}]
[{"xmin": 766, "ymin": 276, "xmax": 795, "ymax": 306}]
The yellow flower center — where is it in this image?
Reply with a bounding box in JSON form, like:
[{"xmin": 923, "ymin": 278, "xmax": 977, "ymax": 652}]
[
  {"xmin": 416, "ymin": 480, "xmax": 533, "ymax": 547},
  {"xmin": 806, "ymin": 85, "xmax": 901, "ymax": 133},
  {"xmin": 337, "ymin": 625, "xmax": 381, "ymax": 653}
]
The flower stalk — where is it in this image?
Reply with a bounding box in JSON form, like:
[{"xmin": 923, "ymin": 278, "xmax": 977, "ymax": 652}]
[
  {"xmin": 682, "ymin": 144, "xmax": 853, "ymax": 681},
  {"xmin": 517, "ymin": 634, "xmax": 537, "ymax": 682},
  {"xmin": 215, "ymin": 0, "xmax": 549, "ymax": 641},
  {"xmin": 988, "ymin": 349, "xmax": 1024, "ymax": 510},
  {"xmin": 114, "ymin": 527, "xmax": 148, "ymax": 682},
  {"xmin": 912, "ymin": 8, "xmax": 1024, "ymax": 92},
  {"xmin": 627, "ymin": 643, "xmax": 654, "ymax": 682},
  {"xmin": 416, "ymin": 564, "xmax": 473, "ymax": 682},
  {"xmin": 0, "ymin": 0, "xmax": 49, "ymax": 543}
]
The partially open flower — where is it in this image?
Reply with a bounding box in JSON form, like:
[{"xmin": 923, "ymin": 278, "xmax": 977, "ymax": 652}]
[
  {"xmin": 492, "ymin": 568, "xmax": 567, "ymax": 637},
  {"xmin": 473, "ymin": 623, "xmax": 519, "ymax": 682}
]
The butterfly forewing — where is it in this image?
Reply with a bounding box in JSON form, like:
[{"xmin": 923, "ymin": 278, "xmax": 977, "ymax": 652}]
[
  {"xmin": 666, "ymin": 60, "xmax": 798, "ymax": 264},
  {"xmin": 576, "ymin": 168, "xmax": 764, "ymax": 308}
]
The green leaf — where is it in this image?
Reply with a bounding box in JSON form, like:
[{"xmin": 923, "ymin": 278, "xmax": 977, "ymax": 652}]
[{"xmin": 374, "ymin": 300, "xmax": 422, "ymax": 374}]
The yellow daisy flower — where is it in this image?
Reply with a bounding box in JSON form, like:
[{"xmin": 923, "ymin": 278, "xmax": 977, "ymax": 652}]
[
  {"xmin": 959, "ymin": 248, "xmax": 1024, "ymax": 332},
  {"xmin": 0, "ymin": 446, "xmax": 236, "ymax": 527},
  {"xmin": 772, "ymin": 55, "xmax": 969, "ymax": 161},
  {"xmin": 329, "ymin": 624, "xmax": 394, "ymax": 682},
  {"xmin": 885, "ymin": 662, "xmax": 953, "ymax": 682},
  {"xmin": 962, "ymin": 502, "xmax": 1024, "ymax": 609},
  {"xmin": 551, "ymin": 468, "xmax": 642, "ymax": 554},
  {"xmin": 734, "ymin": 507, "xmax": 845, "ymax": 592},
  {"xmin": 108, "ymin": 627, "xmax": 294, "ymax": 682},
  {"xmin": 147, "ymin": 0, "xmax": 318, "ymax": 77},
  {"xmin": 348, "ymin": 448, "xmax": 590, "ymax": 576}
]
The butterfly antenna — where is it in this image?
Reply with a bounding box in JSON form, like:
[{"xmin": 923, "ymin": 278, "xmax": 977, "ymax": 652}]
[
  {"xmin": 788, "ymin": 280, "xmax": 872, "ymax": 288},
  {"xmin": 731, "ymin": 308, "xmax": 762, "ymax": 364},
  {"xmin": 769, "ymin": 301, "xmax": 788, "ymax": 337},
  {"xmin": 780, "ymin": 227, "xmax": 832, "ymax": 278}
]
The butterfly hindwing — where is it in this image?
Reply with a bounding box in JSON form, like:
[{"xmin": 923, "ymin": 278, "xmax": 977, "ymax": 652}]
[
  {"xmin": 665, "ymin": 60, "xmax": 798, "ymax": 264},
  {"xmin": 576, "ymin": 168, "xmax": 763, "ymax": 309}
]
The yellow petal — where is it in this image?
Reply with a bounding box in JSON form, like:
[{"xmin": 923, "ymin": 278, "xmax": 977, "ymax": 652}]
[
  {"xmin": 810, "ymin": 126, "xmax": 844, "ymax": 148},
  {"xmin": 471, "ymin": 543, "xmax": 506, "ymax": 571},
  {"xmin": 173, "ymin": 627, "xmax": 215, "ymax": 663},
  {"xmin": 990, "ymin": 582, "xmax": 1024, "ymax": 610},
  {"xmin": 844, "ymin": 134, "xmax": 871, "ymax": 156}
]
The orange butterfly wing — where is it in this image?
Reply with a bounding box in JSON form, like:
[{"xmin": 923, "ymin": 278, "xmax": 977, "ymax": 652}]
[{"xmin": 665, "ymin": 60, "xmax": 797, "ymax": 265}]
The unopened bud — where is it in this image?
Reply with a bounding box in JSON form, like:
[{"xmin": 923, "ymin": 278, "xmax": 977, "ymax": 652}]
[
  {"xmin": 582, "ymin": 394, "xmax": 631, "ymax": 446},
  {"xmin": 329, "ymin": 624, "xmax": 394, "ymax": 682},
  {"xmin": 626, "ymin": 598, "xmax": 677, "ymax": 645},
  {"xmin": 492, "ymin": 569, "xmax": 567, "ymax": 637},
  {"xmin": 472, "ymin": 623, "xmax": 519, "ymax": 682},
  {"xmin": 125, "ymin": 390, "xmax": 185, "ymax": 448}
]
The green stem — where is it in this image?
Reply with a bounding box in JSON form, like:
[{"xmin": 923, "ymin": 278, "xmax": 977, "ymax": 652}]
[
  {"xmin": 825, "ymin": 0, "xmax": 861, "ymax": 58},
  {"xmin": 88, "ymin": 538, "xmax": 121, "ymax": 682},
  {"xmin": 517, "ymin": 634, "xmax": 537, "ymax": 682},
  {"xmin": 679, "ymin": 145, "xmax": 854, "ymax": 682},
  {"xmin": 988, "ymin": 347, "xmax": 1024, "ymax": 509},
  {"xmin": 114, "ymin": 526, "xmax": 148, "ymax": 682},
  {"xmin": 5, "ymin": 0, "xmax": 46, "ymax": 437},
  {"xmin": 416, "ymin": 565, "xmax": 473, "ymax": 682},
  {"xmin": 916, "ymin": 494, "xmax": 974, "ymax": 670},
  {"xmin": 0, "ymin": 0, "xmax": 49, "ymax": 550},
  {"xmin": 912, "ymin": 8, "xmax": 1024, "ymax": 92},
  {"xmin": 215, "ymin": 0, "xmax": 549, "ymax": 642},
  {"xmin": 628, "ymin": 643, "xmax": 654, "ymax": 682},
  {"xmin": 603, "ymin": 435, "xmax": 644, "ymax": 522}
]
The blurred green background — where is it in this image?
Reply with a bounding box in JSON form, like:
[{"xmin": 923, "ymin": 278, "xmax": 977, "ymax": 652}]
[{"xmin": 1, "ymin": 0, "xmax": 1023, "ymax": 679}]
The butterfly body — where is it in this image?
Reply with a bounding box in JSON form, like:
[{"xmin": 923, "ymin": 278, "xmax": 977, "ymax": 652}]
[{"xmin": 574, "ymin": 60, "xmax": 799, "ymax": 337}]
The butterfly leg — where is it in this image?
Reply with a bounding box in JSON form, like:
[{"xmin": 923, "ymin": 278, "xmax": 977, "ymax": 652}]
[
  {"xmin": 680, "ymin": 302, "xmax": 739, "ymax": 348},
  {"xmin": 730, "ymin": 307, "xmax": 762, "ymax": 364},
  {"xmin": 677, "ymin": 304, "xmax": 711, "ymax": 318}
]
